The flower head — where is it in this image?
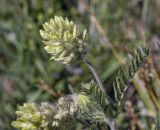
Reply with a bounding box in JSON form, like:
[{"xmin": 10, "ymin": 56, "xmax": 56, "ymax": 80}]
[
  {"xmin": 40, "ymin": 16, "xmax": 87, "ymax": 65},
  {"xmin": 11, "ymin": 103, "xmax": 49, "ymax": 130},
  {"xmin": 11, "ymin": 99, "xmax": 78, "ymax": 130},
  {"xmin": 52, "ymin": 96, "xmax": 78, "ymax": 129}
]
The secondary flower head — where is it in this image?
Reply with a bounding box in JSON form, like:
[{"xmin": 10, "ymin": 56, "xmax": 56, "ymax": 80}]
[
  {"xmin": 40, "ymin": 16, "xmax": 87, "ymax": 65},
  {"xmin": 11, "ymin": 100, "xmax": 78, "ymax": 130},
  {"xmin": 11, "ymin": 103, "xmax": 49, "ymax": 130}
]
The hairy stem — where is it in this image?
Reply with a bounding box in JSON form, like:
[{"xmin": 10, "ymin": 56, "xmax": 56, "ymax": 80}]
[
  {"xmin": 157, "ymin": 112, "xmax": 160, "ymax": 130},
  {"xmin": 83, "ymin": 59, "xmax": 105, "ymax": 93}
]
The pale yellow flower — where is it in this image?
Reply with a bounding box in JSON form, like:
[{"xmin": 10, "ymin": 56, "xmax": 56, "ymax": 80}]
[{"xmin": 40, "ymin": 16, "xmax": 87, "ymax": 65}]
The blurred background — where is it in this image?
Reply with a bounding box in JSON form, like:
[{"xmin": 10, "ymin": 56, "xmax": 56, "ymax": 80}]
[{"xmin": 0, "ymin": 0, "xmax": 160, "ymax": 130}]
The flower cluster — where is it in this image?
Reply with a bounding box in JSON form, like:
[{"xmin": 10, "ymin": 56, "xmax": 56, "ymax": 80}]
[
  {"xmin": 11, "ymin": 103, "xmax": 50, "ymax": 130},
  {"xmin": 40, "ymin": 16, "xmax": 87, "ymax": 65},
  {"xmin": 52, "ymin": 96, "xmax": 78, "ymax": 129},
  {"xmin": 11, "ymin": 97, "xmax": 78, "ymax": 130}
]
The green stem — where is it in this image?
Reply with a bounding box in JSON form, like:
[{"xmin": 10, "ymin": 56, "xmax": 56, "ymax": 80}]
[
  {"xmin": 157, "ymin": 112, "xmax": 160, "ymax": 130},
  {"xmin": 83, "ymin": 59, "xmax": 105, "ymax": 93}
]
